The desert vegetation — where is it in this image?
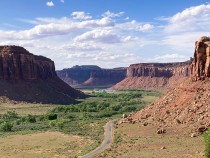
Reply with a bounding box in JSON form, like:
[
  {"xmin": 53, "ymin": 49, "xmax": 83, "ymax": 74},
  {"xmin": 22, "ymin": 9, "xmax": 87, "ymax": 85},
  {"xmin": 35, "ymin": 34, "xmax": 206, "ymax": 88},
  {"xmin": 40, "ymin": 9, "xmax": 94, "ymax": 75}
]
[{"xmin": 0, "ymin": 90, "xmax": 161, "ymax": 157}]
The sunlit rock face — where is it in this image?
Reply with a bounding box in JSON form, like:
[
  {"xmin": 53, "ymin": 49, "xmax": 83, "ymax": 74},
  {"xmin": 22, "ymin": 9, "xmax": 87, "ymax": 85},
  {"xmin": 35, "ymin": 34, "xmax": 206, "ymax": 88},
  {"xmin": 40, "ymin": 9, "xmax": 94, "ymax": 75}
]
[{"xmin": 191, "ymin": 36, "xmax": 210, "ymax": 80}]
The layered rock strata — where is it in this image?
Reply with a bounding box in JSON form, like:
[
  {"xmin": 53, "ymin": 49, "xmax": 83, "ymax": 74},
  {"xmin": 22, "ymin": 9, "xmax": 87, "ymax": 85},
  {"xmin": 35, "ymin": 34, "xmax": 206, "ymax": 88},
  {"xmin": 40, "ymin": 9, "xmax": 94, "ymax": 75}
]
[
  {"xmin": 0, "ymin": 46, "xmax": 84, "ymax": 104},
  {"xmin": 112, "ymin": 61, "xmax": 192, "ymax": 91}
]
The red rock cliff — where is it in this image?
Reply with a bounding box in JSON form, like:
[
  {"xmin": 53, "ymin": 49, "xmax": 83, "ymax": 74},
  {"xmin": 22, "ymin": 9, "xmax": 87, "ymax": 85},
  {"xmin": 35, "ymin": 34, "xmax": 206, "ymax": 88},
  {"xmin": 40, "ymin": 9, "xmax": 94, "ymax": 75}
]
[
  {"xmin": 0, "ymin": 46, "xmax": 56, "ymax": 80},
  {"xmin": 112, "ymin": 61, "xmax": 192, "ymax": 91},
  {"xmin": 0, "ymin": 46, "xmax": 85, "ymax": 104}
]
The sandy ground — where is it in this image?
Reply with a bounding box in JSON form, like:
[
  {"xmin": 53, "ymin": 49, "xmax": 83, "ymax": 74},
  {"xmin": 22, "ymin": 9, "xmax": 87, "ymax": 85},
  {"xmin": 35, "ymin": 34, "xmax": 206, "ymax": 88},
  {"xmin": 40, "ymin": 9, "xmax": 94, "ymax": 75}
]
[
  {"xmin": 0, "ymin": 131, "xmax": 92, "ymax": 158},
  {"xmin": 98, "ymin": 123, "xmax": 205, "ymax": 158}
]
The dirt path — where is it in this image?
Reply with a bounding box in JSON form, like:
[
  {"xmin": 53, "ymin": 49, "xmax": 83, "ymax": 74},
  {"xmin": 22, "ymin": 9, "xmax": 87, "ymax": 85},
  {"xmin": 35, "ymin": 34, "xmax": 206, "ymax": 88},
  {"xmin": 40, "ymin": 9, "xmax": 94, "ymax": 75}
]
[{"xmin": 82, "ymin": 120, "xmax": 115, "ymax": 158}]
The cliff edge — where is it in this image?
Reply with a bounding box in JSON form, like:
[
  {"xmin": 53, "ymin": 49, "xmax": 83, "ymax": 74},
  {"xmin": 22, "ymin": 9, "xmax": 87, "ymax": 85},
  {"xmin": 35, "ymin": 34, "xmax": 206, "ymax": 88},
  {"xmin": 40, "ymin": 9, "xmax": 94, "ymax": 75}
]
[{"xmin": 0, "ymin": 46, "xmax": 84, "ymax": 104}]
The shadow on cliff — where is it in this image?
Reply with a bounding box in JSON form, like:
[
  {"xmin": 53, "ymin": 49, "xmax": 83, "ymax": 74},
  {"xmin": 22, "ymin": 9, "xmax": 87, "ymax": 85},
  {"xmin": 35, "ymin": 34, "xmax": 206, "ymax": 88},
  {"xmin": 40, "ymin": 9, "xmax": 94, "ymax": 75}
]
[{"xmin": 0, "ymin": 77, "xmax": 86, "ymax": 105}]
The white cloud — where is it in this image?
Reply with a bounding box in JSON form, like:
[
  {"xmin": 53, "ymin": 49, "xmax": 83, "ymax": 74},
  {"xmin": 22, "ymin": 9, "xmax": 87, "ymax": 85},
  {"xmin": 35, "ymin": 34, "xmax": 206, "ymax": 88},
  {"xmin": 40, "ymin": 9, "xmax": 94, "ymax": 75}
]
[
  {"xmin": 74, "ymin": 29, "xmax": 121, "ymax": 43},
  {"xmin": 165, "ymin": 4, "xmax": 210, "ymax": 33},
  {"xmin": 138, "ymin": 24, "xmax": 154, "ymax": 32},
  {"xmin": 60, "ymin": 0, "xmax": 64, "ymax": 3},
  {"xmin": 116, "ymin": 21, "xmax": 154, "ymax": 32},
  {"xmin": 3, "ymin": 5, "xmax": 209, "ymax": 70},
  {"xmin": 102, "ymin": 11, "xmax": 124, "ymax": 18},
  {"xmin": 71, "ymin": 11, "xmax": 92, "ymax": 20},
  {"xmin": 46, "ymin": 1, "xmax": 54, "ymax": 7},
  {"xmin": 74, "ymin": 29, "xmax": 137, "ymax": 44}
]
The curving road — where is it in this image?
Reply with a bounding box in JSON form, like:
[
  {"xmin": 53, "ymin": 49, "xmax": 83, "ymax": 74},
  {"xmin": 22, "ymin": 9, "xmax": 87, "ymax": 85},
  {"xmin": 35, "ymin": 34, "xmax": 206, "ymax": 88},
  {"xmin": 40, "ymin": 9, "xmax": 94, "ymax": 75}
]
[{"xmin": 82, "ymin": 120, "xmax": 115, "ymax": 158}]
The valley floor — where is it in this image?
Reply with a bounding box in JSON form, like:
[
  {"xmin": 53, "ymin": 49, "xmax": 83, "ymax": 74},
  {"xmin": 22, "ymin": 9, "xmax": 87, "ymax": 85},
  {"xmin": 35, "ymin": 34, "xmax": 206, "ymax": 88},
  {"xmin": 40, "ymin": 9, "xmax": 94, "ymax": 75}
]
[
  {"xmin": 97, "ymin": 123, "xmax": 204, "ymax": 158},
  {"xmin": 0, "ymin": 90, "xmax": 161, "ymax": 158}
]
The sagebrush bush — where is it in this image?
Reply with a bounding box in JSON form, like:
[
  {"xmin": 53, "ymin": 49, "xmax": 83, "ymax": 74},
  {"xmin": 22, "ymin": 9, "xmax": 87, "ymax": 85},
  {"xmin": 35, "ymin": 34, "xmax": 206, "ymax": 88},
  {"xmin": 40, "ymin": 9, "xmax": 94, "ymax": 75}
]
[
  {"xmin": 3, "ymin": 111, "xmax": 18, "ymax": 120},
  {"xmin": 205, "ymin": 129, "xmax": 210, "ymax": 158},
  {"xmin": 27, "ymin": 115, "xmax": 36, "ymax": 123},
  {"xmin": 0, "ymin": 122, "xmax": 13, "ymax": 131}
]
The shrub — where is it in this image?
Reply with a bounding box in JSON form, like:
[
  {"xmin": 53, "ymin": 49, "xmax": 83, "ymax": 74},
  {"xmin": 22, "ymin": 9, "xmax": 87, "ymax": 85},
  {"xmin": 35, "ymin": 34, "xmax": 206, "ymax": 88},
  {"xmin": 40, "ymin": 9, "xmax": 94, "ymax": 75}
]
[
  {"xmin": 0, "ymin": 122, "xmax": 13, "ymax": 131},
  {"xmin": 204, "ymin": 129, "xmax": 210, "ymax": 158},
  {"xmin": 49, "ymin": 120, "xmax": 57, "ymax": 127},
  {"xmin": 3, "ymin": 111, "xmax": 18, "ymax": 120},
  {"xmin": 27, "ymin": 115, "xmax": 36, "ymax": 123},
  {"xmin": 46, "ymin": 113, "xmax": 57, "ymax": 120}
]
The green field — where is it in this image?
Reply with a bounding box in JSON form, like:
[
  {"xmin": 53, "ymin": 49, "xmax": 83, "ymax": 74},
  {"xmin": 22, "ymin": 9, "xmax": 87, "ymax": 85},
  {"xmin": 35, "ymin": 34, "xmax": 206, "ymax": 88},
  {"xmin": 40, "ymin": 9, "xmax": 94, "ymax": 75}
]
[{"xmin": 0, "ymin": 89, "xmax": 161, "ymax": 157}]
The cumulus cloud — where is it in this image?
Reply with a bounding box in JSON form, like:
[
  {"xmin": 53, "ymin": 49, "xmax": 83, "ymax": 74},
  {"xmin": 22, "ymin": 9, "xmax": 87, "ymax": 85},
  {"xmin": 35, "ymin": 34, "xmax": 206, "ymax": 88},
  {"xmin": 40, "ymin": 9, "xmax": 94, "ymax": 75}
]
[
  {"xmin": 138, "ymin": 24, "xmax": 154, "ymax": 32},
  {"xmin": 46, "ymin": 1, "xmax": 54, "ymax": 7},
  {"xmin": 102, "ymin": 11, "xmax": 124, "ymax": 18},
  {"xmin": 71, "ymin": 11, "xmax": 92, "ymax": 20},
  {"xmin": 165, "ymin": 4, "xmax": 210, "ymax": 33},
  {"xmin": 116, "ymin": 20, "xmax": 154, "ymax": 32},
  {"xmin": 74, "ymin": 29, "xmax": 137, "ymax": 44},
  {"xmin": 74, "ymin": 29, "xmax": 122, "ymax": 43}
]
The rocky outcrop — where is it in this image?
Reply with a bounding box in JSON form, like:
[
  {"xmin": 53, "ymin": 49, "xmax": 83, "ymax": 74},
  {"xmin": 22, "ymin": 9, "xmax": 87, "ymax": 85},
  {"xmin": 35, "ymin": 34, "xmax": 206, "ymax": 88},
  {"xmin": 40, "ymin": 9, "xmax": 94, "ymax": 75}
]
[
  {"xmin": 57, "ymin": 66, "xmax": 126, "ymax": 88},
  {"xmin": 112, "ymin": 61, "xmax": 192, "ymax": 91},
  {"xmin": 120, "ymin": 36, "xmax": 210, "ymax": 133},
  {"xmin": 0, "ymin": 46, "xmax": 84, "ymax": 104},
  {"xmin": 191, "ymin": 36, "xmax": 210, "ymax": 80}
]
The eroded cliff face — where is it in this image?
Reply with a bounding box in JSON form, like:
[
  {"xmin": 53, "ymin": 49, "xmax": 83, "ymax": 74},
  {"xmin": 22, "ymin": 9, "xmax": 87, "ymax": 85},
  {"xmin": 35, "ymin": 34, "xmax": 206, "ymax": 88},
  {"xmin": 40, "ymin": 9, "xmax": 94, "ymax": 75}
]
[
  {"xmin": 0, "ymin": 46, "xmax": 84, "ymax": 104},
  {"xmin": 191, "ymin": 36, "xmax": 210, "ymax": 80},
  {"xmin": 0, "ymin": 46, "xmax": 56, "ymax": 80},
  {"xmin": 57, "ymin": 66, "xmax": 126, "ymax": 88},
  {"xmin": 112, "ymin": 61, "xmax": 192, "ymax": 91}
]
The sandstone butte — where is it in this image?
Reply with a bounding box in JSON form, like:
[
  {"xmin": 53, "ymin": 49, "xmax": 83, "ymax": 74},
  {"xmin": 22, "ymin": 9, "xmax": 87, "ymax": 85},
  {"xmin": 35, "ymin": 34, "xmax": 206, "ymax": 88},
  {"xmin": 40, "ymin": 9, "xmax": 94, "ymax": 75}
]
[
  {"xmin": 120, "ymin": 36, "xmax": 210, "ymax": 133},
  {"xmin": 56, "ymin": 65, "xmax": 127, "ymax": 88},
  {"xmin": 0, "ymin": 45, "xmax": 85, "ymax": 104}
]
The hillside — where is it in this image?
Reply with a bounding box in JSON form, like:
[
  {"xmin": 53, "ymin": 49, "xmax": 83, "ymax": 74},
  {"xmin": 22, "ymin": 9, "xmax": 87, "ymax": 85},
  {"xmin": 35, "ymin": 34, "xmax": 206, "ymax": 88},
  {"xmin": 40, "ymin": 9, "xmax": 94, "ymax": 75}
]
[
  {"xmin": 121, "ymin": 36, "xmax": 210, "ymax": 132},
  {"xmin": 0, "ymin": 46, "xmax": 85, "ymax": 104}
]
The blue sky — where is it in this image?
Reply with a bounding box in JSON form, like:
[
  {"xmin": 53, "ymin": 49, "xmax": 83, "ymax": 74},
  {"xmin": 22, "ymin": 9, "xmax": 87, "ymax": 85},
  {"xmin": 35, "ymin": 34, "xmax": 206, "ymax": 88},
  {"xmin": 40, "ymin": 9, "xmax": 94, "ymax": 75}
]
[{"xmin": 0, "ymin": 0, "xmax": 210, "ymax": 69}]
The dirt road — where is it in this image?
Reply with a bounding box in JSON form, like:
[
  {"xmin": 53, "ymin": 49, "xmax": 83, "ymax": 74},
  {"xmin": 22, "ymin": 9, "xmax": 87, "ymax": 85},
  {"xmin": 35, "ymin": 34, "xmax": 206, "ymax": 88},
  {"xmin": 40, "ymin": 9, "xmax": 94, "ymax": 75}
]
[{"xmin": 82, "ymin": 120, "xmax": 115, "ymax": 158}]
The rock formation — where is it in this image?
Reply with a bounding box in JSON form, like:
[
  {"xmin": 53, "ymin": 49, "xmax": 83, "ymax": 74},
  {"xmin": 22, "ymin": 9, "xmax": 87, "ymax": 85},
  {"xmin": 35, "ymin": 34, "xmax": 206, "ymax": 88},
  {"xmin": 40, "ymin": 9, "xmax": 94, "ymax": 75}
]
[
  {"xmin": 57, "ymin": 66, "xmax": 126, "ymax": 88},
  {"xmin": 119, "ymin": 36, "xmax": 210, "ymax": 133},
  {"xmin": 112, "ymin": 61, "xmax": 192, "ymax": 91},
  {"xmin": 0, "ymin": 46, "xmax": 56, "ymax": 80},
  {"xmin": 191, "ymin": 36, "xmax": 210, "ymax": 80},
  {"xmin": 0, "ymin": 46, "xmax": 85, "ymax": 104}
]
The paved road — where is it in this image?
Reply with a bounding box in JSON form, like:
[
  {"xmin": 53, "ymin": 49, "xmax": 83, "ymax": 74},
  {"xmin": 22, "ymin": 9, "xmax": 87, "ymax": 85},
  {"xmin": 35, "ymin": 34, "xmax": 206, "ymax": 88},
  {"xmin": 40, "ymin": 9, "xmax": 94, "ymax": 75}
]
[{"xmin": 82, "ymin": 120, "xmax": 115, "ymax": 158}]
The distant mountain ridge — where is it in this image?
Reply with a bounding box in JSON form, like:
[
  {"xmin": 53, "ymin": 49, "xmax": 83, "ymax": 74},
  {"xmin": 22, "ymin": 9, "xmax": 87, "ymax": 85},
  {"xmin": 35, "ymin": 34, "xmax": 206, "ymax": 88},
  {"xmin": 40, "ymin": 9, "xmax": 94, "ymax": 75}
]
[{"xmin": 56, "ymin": 65, "xmax": 127, "ymax": 88}]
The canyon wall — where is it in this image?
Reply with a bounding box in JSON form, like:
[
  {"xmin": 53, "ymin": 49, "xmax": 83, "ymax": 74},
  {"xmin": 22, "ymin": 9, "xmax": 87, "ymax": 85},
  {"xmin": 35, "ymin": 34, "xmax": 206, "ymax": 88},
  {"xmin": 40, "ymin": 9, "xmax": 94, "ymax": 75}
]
[
  {"xmin": 0, "ymin": 46, "xmax": 84, "ymax": 104},
  {"xmin": 57, "ymin": 66, "xmax": 127, "ymax": 88},
  {"xmin": 112, "ymin": 61, "xmax": 192, "ymax": 91}
]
